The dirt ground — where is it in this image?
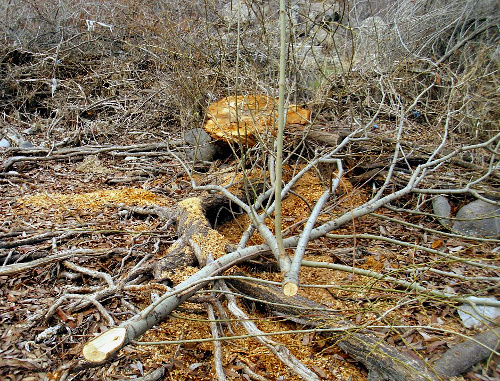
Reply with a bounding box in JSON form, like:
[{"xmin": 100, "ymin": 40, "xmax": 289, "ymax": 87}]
[{"xmin": 1, "ymin": 137, "xmax": 499, "ymax": 380}]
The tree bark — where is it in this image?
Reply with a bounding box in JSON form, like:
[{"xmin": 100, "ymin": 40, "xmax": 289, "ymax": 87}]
[{"xmin": 432, "ymin": 327, "xmax": 500, "ymax": 378}]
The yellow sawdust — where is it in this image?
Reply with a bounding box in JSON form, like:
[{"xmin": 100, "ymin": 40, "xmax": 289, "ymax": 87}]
[
  {"xmin": 178, "ymin": 197, "xmax": 205, "ymax": 223},
  {"xmin": 17, "ymin": 187, "xmax": 171, "ymax": 211},
  {"xmin": 167, "ymin": 265, "xmax": 200, "ymax": 286},
  {"xmin": 218, "ymin": 167, "xmax": 365, "ymax": 245},
  {"xmin": 139, "ymin": 302, "xmax": 365, "ymax": 381},
  {"xmin": 177, "ymin": 197, "xmax": 230, "ymax": 260},
  {"xmin": 192, "ymin": 230, "xmax": 229, "ymax": 260},
  {"xmin": 141, "ymin": 309, "xmax": 214, "ymax": 366}
]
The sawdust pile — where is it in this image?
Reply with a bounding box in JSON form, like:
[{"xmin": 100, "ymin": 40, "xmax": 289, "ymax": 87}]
[
  {"xmin": 218, "ymin": 167, "xmax": 367, "ymax": 245},
  {"xmin": 17, "ymin": 188, "xmax": 172, "ymax": 211}
]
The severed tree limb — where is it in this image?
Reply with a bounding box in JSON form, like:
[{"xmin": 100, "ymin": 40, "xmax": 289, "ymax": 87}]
[
  {"xmin": 222, "ymin": 283, "xmax": 320, "ymax": 380},
  {"xmin": 283, "ymin": 158, "xmax": 343, "ymax": 296},
  {"xmin": 228, "ymin": 277, "xmax": 439, "ymax": 381},
  {"xmin": 76, "ymin": 153, "xmax": 454, "ymax": 366},
  {"xmin": 432, "ymin": 326, "xmax": 500, "ymax": 378},
  {"xmin": 82, "ymin": 247, "xmax": 266, "ymax": 363}
]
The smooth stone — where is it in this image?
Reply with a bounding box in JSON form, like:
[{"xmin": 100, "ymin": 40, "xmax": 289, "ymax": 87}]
[
  {"xmin": 184, "ymin": 128, "xmax": 212, "ymax": 146},
  {"xmin": 432, "ymin": 195, "xmax": 452, "ymax": 228},
  {"xmin": 0, "ymin": 138, "xmax": 10, "ymax": 148},
  {"xmin": 184, "ymin": 128, "xmax": 216, "ymax": 162},
  {"xmin": 19, "ymin": 140, "xmax": 34, "ymax": 149},
  {"xmin": 453, "ymin": 199, "xmax": 500, "ymax": 238},
  {"xmin": 185, "ymin": 145, "xmax": 217, "ymax": 162}
]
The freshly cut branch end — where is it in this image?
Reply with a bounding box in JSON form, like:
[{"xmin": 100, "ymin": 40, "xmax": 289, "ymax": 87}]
[
  {"xmin": 82, "ymin": 327, "xmax": 127, "ymax": 363},
  {"xmin": 283, "ymin": 282, "xmax": 298, "ymax": 297}
]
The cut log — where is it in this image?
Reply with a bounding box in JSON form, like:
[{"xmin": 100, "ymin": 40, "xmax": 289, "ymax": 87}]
[
  {"xmin": 228, "ymin": 277, "xmax": 438, "ymax": 381},
  {"xmin": 283, "ymin": 281, "xmax": 298, "ymax": 297},
  {"xmin": 83, "ymin": 328, "xmax": 127, "ymax": 363},
  {"xmin": 432, "ymin": 326, "xmax": 500, "ymax": 378},
  {"xmin": 204, "ymin": 95, "xmax": 311, "ymax": 146}
]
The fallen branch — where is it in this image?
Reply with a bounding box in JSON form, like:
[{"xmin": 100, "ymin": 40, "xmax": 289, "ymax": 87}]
[
  {"xmin": 1, "ymin": 142, "xmax": 184, "ymax": 171},
  {"xmin": 81, "ymin": 249, "xmax": 264, "ymax": 363},
  {"xmin": 0, "ymin": 248, "xmax": 120, "ymax": 276},
  {"xmin": 432, "ymin": 326, "xmax": 500, "ymax": 378},
  {"xmin": 228, "ymin": 277, "xmax": 438, "ymax": 381}
]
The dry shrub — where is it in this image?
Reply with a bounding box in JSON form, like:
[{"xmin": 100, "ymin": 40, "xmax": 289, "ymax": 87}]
[
  {"xmin": 448, "ymin": 47, "xmax": 500, "ymax": 139},
  {"xmin": 0, "ymin": 0, "xmax": 498, "ymax": 146},
  {"xmin": 309, "ymin": 0, "xmax": 499, "ymax": 141}
]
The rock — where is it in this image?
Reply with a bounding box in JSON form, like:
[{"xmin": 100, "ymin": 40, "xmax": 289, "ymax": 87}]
[
  {"xmin": 185, "ymin": 146, "xmax": 218, "ymax": 162},
  {"xmin": 453, "ymin": 199, "xmax": 500, "ymax": 238},
  {"xmin": 3, "ymin": 127, "xmax": 24, "ymax": 146},
  {"xmin": 184, "ymin": 128, "xmax": 212, "ymax": 146},
  {"xmin": 184, "ymin": 128, "xmax": 217, "ymax": 162},
  {"xmin": 432, "ymin": 195, "xmax": 452, "ymax": 228},
  {"xmin": 0, "ymin": 138, "xmax": 10, "ymax": 148},
  {"xmin": 19, "ymin": 140, "xmax": 34, "ymax": 149}
]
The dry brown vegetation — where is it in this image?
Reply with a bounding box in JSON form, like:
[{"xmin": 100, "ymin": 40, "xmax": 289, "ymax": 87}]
[{"xmin": 0, "ymin": 0, "xmax": 499, "ymax": 380}]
